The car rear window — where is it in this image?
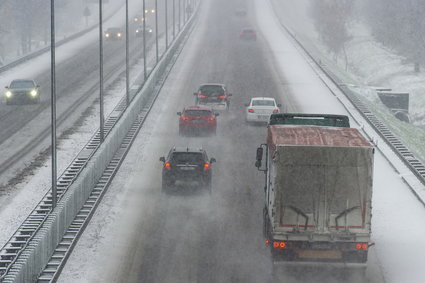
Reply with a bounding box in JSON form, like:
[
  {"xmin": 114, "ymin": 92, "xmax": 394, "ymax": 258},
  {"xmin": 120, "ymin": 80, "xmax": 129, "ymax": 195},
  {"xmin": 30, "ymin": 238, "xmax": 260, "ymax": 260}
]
[
  {"xmin": 199, "ymin": 85, "xmax": 224, "ymax": 95},
  {"xmin": 252, "ymin": 100, "xmax": 275, "ymax": 106},
  {"xmin": 184, "ymin": 110, "xmax": 212, "ymax": 116},
  {"xmin": 10, "ymin": 81, "xmax": 35, "ymax": 88},
  {"xmin": 171, "ymin": 153, "xmax": 204, "ymax": 164}
]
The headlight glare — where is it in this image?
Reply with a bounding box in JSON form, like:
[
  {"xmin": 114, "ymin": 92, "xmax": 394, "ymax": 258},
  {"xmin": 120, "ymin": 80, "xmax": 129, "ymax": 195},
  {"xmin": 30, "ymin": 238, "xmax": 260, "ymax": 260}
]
[
  {"xmin": 30, "ymin": 89, "xmax": 38, "ymax": 96},
  {"xmin": 5, "ymin": 91, "xmax": 12, "ymax": 98}
]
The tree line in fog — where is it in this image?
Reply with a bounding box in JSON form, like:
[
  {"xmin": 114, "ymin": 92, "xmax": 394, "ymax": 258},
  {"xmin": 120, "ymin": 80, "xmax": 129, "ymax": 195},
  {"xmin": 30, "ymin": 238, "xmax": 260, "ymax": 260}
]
[
  {"xmin": 0, "ymin": 0, "xmax": 82, "ymax": 60},
  {"xmin": 310, "ymin": 0, "xmax": 425, "ymax": 70}
]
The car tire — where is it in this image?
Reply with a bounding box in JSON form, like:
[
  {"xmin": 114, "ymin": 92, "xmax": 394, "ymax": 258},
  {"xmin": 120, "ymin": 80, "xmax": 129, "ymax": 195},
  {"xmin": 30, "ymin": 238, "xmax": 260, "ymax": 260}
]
[
  {"xmin": 162, "ymin": 181, "xmax": 169, "ymax": 193},
  {"xmin": 205, "ymin": 181, "xmax": 212, "ymax": 194}
]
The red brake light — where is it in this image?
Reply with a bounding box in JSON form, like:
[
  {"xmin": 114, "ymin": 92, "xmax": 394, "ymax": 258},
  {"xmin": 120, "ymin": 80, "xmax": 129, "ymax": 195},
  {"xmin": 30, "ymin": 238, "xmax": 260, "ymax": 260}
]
[
  {"xmin": 208, "ymin": 117, "xmax": 215, "ymax": 121},
  {"xmin": 197, "ymin": 94, "xmax": 207, "ymax": 98},
  {"xmin": 361, "ymin": 244, "xmax": 368, "ymax": 250},
  {"xmin": 204, "ymin": 163, "xmax": 210, "ymax": 171},
  {"xmin": 164, "ymin": 162, "xmax": 171, "ymax": 170},
  {"xmin": 181, "ymin": 115, "xmax": 189, "ymax": 121},
  {"xmin": 218, "ymin": 94, "xmax": 227, "ymax": 99},
  {"xmin": 248, "ymin": 109, "xmax": 254, "ymax": 113},
  {"xmin": 273, "ymin": 109, "xmax": 279, "ymax": 113}
]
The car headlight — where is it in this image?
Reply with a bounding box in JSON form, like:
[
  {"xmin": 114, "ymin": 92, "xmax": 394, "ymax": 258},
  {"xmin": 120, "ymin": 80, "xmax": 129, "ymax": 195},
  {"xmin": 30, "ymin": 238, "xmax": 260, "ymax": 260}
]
[
  {"xmin": 105, "ymin": 33, "xmax": 110, "ymax": 37},
  {"xmin": 117, "ymin": 33, "xmax": 122, "ymax": 37},
  {"xmin": 148, "ymin": 29, "xmax": 153, "ymax": 33},
  {"xmin": 5, "ymin": 91, "xmax": 12, "ymax": 98},
  {"xmin": 30, "ymin": 89, "xmax": 38, "ymax": 97},
  {"xmin": 151, "ymin": 9, "xmax": 155, "ymax": 13}
]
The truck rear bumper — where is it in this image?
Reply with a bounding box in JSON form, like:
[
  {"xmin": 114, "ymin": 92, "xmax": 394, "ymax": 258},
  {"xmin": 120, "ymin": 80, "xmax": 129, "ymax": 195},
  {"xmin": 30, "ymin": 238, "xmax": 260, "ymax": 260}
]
[{"xmin": 268, "ymin": 240, "xmax": 370, "ymax": 264}]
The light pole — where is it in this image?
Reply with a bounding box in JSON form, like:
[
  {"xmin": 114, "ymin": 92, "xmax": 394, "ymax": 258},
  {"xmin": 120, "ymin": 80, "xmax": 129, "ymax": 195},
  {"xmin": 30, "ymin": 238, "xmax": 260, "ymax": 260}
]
[
  {"xmin": 178, "ymin": 0, "xmax": 181, "ymax": 31},
  {"xmin": 125, "ymin": 0, "xmax": 130, "ymax": 105},
  {"xmin": 99, "ymin": 0, "xmax": 105, "ymax": 143},
  {"xmin": 143, "ymin": 0, "xmax": 147, "ymax": 80},
  {"xmin": 50, "ymin": 0, "xmax": 57, "ymax": 209},
  {"xmin": 173, "ymin": 0, "xmax": 175, "ymax": 39},
  {"xmin": 155, "ymin": 0, "xmax": 159, "ymax": 62},
  {"xmin": 165, "ymin": 0, "xmax": 168, "ymax": 48}
]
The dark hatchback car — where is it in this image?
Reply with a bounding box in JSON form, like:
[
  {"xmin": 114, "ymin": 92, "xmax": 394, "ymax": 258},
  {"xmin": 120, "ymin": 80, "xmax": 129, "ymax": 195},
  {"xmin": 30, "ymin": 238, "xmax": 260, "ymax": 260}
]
[
  {"xmin": 177, "ymin": 105, "xmax": 219, "ymax": 136},
  {"xmin": 194, "ymin": 84, "xmax": 232, "ymax": 111},
  {"xmin": 4, "ymin": 79, "xmax": 40, "ymax": 105},
  {"xmin": 240, "ymin": 28, "xmax": 257, "ymax": 41},
  {"xmin": 160, "ymin": 147, "xmax": 216, "ymax": 193}
]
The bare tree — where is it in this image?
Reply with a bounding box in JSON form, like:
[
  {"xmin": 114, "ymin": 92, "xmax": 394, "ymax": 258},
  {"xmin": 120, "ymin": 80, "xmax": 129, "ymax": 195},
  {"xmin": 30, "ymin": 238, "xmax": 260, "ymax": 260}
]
[{"xmin": 310, "ymin": 0, "xmax": 354, "ymax": 69}]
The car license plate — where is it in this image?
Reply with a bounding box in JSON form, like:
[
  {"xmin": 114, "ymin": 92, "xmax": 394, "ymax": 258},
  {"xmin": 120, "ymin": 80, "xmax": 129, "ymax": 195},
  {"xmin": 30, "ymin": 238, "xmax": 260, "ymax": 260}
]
[
  {"xmin": 180, "ymin": 166, "xmax": 195, "ymax": 170},
  {"xmin": 258, "ymin": 115, "xmax": 268, "ymax": 120}
]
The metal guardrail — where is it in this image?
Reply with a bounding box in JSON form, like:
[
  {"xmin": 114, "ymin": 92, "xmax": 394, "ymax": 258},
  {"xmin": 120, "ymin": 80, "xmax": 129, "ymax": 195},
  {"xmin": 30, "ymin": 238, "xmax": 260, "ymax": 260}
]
[
  {"xmin": 0, "ymin": 95, "xmax": 127, "ymax": 280},
  {"xmin": 0, "ymin": 2, "xmax": 199, "ymax": 281},
  {"xmin": 269, "ymin": 1, "xmax": 425, "ymax": 190}
]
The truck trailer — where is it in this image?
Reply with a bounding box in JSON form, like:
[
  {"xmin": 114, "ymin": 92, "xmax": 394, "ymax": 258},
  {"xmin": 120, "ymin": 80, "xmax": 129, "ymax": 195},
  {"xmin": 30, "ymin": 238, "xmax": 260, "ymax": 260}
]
[{"xmin": 256, "ymin": 113, "xmax": 374, "ymax": 264}]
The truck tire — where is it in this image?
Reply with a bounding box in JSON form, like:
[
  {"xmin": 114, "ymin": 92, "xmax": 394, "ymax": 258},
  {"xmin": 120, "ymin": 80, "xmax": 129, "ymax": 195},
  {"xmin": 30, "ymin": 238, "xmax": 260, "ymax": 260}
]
[{"xmin": 263, "ymin": 207, "xmax": 269, "ymax": 237}]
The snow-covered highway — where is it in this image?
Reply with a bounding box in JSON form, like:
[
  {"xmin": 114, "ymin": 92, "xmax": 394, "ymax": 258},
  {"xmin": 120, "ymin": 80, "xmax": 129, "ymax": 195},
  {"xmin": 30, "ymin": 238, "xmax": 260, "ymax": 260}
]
[{"xmin": 0, "ymin": 0, "xmax": 425, "ymax": 282}]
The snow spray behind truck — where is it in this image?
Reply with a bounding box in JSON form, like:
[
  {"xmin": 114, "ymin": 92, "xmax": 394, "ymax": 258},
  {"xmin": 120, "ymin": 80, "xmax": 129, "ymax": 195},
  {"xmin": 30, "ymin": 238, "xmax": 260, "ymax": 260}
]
[{"xmin": 256, "ymin": 113, "xmax": 374, "ymax": 264}]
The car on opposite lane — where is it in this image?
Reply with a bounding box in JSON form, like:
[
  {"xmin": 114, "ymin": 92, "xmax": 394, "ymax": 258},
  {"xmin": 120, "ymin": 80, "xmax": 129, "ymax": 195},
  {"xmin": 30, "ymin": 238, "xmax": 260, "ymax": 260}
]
[
  {"xmin": 4, "ymin": 79, "xmax": 40, "ymax": 105},
  {"xmin": 178, "ymin": 105, "xmax": 219, "ymax": 136},
  {"xmin": 135, "ymin": 24, "xmax": 154, "ymax": 38},
  {"xmin": 194, "ymin": 83, "xmax": 232, "ymax": 111},
  {"xmin": 240, "ymin": 28, "xmax": 257, "ymax": 41},
  {"xmin": 104, "ymin": 27, "xmax": 124, "ymax": 40},
  {"xmin": 160, "ymin": 147, "xmax": 216, "ymax": 193},
  {"xmin": 245, "ymin": 97, "xmax": 281, "ymax": 123}
]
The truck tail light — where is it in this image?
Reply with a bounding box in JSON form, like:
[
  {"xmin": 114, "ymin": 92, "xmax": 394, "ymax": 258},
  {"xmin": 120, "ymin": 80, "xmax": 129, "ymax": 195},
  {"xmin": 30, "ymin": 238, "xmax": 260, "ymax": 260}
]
[
  {"xmin": 248, "ymin": 109, "xmax": 254, "ymax": 113},
  {"xmin": 355, "ymin": 243, "xmax": 368, "ymax": 250},
  {"xmin": 273, "ymin": 241, "xmax": 286, "ymax": 249},
  {"xmin": 181, "ymin": 116, "xmax": 189, "ymax": 121}
]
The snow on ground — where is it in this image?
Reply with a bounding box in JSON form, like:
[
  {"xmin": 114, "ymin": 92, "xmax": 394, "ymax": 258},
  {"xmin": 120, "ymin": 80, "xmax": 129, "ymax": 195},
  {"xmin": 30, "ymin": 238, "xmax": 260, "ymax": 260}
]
[
  {"xmin": 0, "ymin": 0, "xmax": 425, "ymax": 282},
  {"xmin": 0, "ymin": 0, "xmax": 163, "ymax": 249}
]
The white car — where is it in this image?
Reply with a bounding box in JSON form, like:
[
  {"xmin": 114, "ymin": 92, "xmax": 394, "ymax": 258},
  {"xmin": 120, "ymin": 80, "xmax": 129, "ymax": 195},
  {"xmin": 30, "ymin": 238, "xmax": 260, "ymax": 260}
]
[{"xmin": 245, "ymin": 97, "xmax": 281, "ymax": 123}]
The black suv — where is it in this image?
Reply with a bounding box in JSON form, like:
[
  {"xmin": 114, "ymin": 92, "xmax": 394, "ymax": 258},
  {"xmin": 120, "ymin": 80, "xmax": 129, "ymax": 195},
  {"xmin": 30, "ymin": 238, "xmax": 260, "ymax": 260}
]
[
  {"xmin": 194, "ymin": 84, "xmax": 232, "ymax": 111},
  {"xmin": 159, "ymin": 147, "xmax": 216, "ymax": 193}
]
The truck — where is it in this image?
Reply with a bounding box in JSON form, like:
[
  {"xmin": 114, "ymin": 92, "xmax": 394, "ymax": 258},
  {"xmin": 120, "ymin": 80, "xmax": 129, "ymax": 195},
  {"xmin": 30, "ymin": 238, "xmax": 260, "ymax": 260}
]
[{"xmin": 256, "ymin": 113, "xmax": 374, "ymax": 264}]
